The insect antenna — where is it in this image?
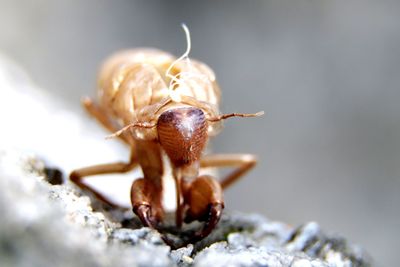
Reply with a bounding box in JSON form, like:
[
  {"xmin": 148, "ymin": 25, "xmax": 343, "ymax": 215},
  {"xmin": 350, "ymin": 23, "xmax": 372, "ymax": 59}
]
[
  {"xmin": 207, "ymin": 111, "xmax": 264, "ymax": 122},
  {"xmin": 106, "ymin": 121, "xmax": 156, "ymax": 139}
]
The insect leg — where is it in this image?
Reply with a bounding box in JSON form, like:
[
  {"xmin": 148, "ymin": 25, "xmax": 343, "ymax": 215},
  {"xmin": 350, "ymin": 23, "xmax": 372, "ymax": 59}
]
[
  {"xmin": 130, "ymin": 178, "xmax": 164, "ymax": 229},
  {"xmin": 183, "ymin": 175, "xmax": 224, "ymax": 242},
  {"xmin": 70, "ymin": 151, "xmax": 138, "ymax": 207},
  {"xmin": 82, "ymin": 97, "xmax": 133, "ymax": 145},
  {"xmin": 200, "ymin": 154, "xmax": 257, "ymax": 189}
]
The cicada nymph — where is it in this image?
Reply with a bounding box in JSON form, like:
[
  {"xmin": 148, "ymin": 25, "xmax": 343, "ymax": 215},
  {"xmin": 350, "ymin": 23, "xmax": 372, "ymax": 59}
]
[{"xmin": 70, "ymin": 25, "xmax": 263, "ymax": 246}]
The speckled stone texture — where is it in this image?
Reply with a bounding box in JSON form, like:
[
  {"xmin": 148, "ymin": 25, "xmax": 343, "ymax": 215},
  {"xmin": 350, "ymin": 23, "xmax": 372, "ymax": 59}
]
[{"xmin": 0, "ymin": 150, "xmax": 371, "ymax": 267}]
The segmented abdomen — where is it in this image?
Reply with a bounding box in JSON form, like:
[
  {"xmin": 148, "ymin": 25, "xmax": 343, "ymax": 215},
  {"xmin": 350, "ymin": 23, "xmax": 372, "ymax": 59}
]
[{"xmin": 97, "ymin": 49, "xmax": 221, "ymax": 125}]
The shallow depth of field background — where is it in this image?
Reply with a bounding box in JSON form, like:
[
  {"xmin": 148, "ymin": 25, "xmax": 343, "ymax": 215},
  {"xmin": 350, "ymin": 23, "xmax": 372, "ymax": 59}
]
[{"xmin": 1, "ymin": 1, "xmax": 399, "ymax": 266}]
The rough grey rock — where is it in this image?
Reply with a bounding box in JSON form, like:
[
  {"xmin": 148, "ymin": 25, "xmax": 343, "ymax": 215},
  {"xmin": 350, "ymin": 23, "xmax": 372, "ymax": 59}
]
[
  {"xmin": 0, "ymin": 150, "xmax": 174, "ymax": 267},
  {"xmin": 0, "ymin": 150, "xmax": 371, "ymax": 267}
]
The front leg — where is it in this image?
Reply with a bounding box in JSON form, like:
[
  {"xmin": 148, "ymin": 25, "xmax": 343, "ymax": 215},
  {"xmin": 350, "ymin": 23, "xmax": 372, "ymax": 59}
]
[
  {"xmin": 130, "ymin": 178, "xmax": 164, "ymax": 228},
  {"xmin": 183, "ymin": 175, "xmax": 224, "ymax": 242}
]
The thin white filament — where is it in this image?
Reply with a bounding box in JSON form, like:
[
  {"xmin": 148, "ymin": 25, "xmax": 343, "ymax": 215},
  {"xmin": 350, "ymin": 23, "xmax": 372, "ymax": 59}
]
[
  {"xmin": 165, "ymin": 24, "xmax": 213, "ymax": 103},
  {"xmin": 165, "ymin": 23, "xmax": 192, "ymax": 102}
]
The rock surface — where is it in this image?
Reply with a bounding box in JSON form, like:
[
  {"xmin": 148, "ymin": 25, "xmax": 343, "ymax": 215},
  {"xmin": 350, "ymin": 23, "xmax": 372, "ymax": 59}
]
[{"xmin": 0, "ymin": 150, "xmax": 371, "ymax": 267}]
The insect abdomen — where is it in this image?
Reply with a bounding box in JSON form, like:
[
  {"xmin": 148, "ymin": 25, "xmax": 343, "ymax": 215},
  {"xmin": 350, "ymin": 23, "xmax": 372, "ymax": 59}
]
[{"xmin": 97, "ymin": 49, "xmax": 221, "ymax": 125}]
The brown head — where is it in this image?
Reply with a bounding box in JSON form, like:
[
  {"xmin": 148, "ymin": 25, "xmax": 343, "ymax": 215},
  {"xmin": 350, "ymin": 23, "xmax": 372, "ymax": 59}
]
[{"xmin": 157, "ymin": 107, "xmax": 208, "ymax": 167}]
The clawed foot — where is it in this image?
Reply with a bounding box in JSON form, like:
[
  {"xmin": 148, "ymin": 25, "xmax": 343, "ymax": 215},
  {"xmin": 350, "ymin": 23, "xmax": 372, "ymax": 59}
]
[
  {"xmin": 133, "ymin": 204, "xmax": 158, "ymax": 228},
  {"xmin": 177, "ymin": 203, "xmax": 224, "ymax": 247},
  {"xmin": 134, "ymin": 203, "xmax": 223, "ymax": 248},
  {"xmin": 191, "ymin": 203, "xmax": 224, "ymax": 241}
]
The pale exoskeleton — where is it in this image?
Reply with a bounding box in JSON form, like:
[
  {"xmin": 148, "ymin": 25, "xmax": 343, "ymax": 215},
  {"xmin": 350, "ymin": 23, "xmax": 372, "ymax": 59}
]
[{"xmin": 70, "ymin": 25, "xmax": 262, "ymax": 246}]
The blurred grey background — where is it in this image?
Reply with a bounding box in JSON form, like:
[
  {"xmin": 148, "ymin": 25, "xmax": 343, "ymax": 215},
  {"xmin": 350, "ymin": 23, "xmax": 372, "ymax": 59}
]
[{"xmin": 1, "ymin": 1, "xmax": 398, "ymax": 265}]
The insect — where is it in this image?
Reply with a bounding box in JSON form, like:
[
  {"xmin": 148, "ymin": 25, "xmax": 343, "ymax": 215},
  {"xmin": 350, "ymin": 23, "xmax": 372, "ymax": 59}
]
[{"xmin": 70, "ymin": 25, "xmax": 262, "ymax": 246}]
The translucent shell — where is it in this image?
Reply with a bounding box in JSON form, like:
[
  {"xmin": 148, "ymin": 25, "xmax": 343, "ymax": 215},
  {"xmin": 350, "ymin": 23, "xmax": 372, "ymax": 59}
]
[{"xmin": 97, "ymin": 49, "xmax": 223, "ymax": 140}]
